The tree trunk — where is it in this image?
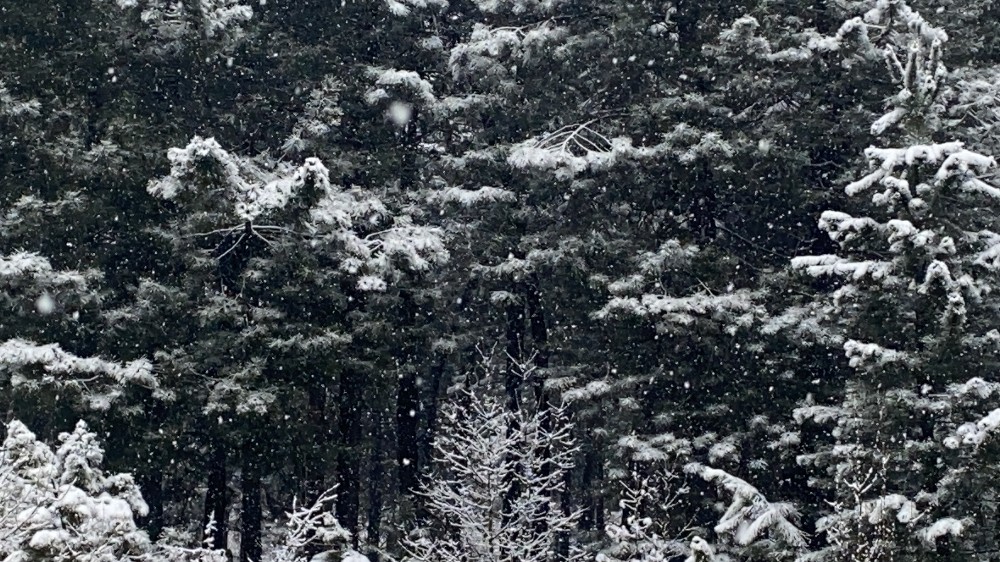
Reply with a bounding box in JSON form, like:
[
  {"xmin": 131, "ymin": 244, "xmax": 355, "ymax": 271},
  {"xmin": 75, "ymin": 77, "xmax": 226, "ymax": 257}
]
[
  {"xmin": 580, "ymin": 443, "xmax": 605, "ymax": 532},
  {"xmin": 396, "ymin": 291, "xmax": 420, "ymax": 496},
  {"xmin": 502, "ymin": 292, "xmax": 525, "ymax": 531},
  {"xmin": 337, "ymin": 367, "xmax": 364, "ymax": 547},
  {"xmin": 140, "ymin": 467, "xmax": 164, "ymax": 541},
  {"xmin": 367, "ymin": 413, "xmax": 385, "ymax": 562},
  {"xmin": 526, "ymin": 274, "xmax": 570, "ymax": 560},
  {"xmin": 305, "ymin": 380, "xmax": 328, "ymax": 504},
  {"xmin": 203, "ymin": 438, "xmax": 229, "ymax": 553},
  {"xmin": 504, "ymin": 292, "xmax": 525, "ymax": 414},
  {"xmin": 419, "ymin": 358, "xmax": 446, "ymax": 472},
  {"xmin": 396, "ymin": 369, "xmax": 419, "ymax": 494},
  {"xmin": 240, "ymin": 438, "xmax": 262, "ymax": 562}
]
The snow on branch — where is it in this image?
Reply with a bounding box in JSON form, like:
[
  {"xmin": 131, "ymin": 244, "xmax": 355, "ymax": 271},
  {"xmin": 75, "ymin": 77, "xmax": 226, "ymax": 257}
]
[
  {"xmin": 134, "ymin": 0, "xmax": 252, "ymax": 55},
  {"xmin": 429, "ymin": 186, "xmax": 517, "ymax": 207},
  {"xmin": 0, "ymin": 81, "xmax": 41, "ymax": 119},
  {"xmin": 0, "ymin": 339, "xmax": 156, "ymax": 408},
  {"xmin": 917, "ymin": 518, "xmax": 967, "ymax": 548},
  {"xmin": 448, "ymin": 22, "xmax": 569, "ymax": 84},
  {"xmin": 364, "ymin": 67, "xmax": 436, "ymax": 107},
  {"xmin": 406, "ymin": 388, "xmax": 582, "ymax": 562},
  {"xmin": 149, "ymin": 136, "xmax": 327, "ymax": 222},
  {"xmin": 686, "ymin": 463, "xmax": 807, "ymax": 549},
  {"xmin": 0, "ymin": 251, "xmax": 98, "ymax": 292},
  {"xmin": 269, "ymin": 487, "xmax": 353, "ymax": 562},
  {"xmin": 151, "ymin": 138, "xmax": 335, "ymax": 232},
  {"xmin": 843, "ymin": 340, "xmax": 911, "ymax": 370},
  {"xmin": 791, "ymin": 255, "xmax": 894, "ymax": 281},
  {"xmin": 596, "ymin": 290, "xmax": 760, "ymax": 336},
  {"xmin": 384, "ymin": 0, "xmax": 447, "ymax": 16},
  {"xmin": 845, "ymin": 142, "xmax": 997, "ymax": 211},
  {"xmin": 949, "ymin": 408, "xmax": 1000, "ymax": 447},
  {"xmin": 860, "ymin": 0, "xmax": 949, "ymax": 136},
  {"xmin": 0, "ymin": 420, "xmax": 151, "ymax": 561}
]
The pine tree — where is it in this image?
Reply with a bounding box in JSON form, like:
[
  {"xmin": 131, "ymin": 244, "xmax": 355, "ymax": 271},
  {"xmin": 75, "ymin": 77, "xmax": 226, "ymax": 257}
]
[
  {"xmin": 119, "ymin": 134, "xmax": 448, "ymax": 558},
  {"xmin": 788, "ymin": 2, "xmax": 1000, "ymax": 559}
]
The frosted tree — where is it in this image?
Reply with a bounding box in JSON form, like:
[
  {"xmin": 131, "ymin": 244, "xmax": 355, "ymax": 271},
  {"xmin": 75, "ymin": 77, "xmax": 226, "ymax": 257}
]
[
  {"xmin": 598, "ymin": 463, "xmax": 691, "ymax": 562},
  {"xmin": 787, "ymin": 2, "xmax": 1000, "ymax": 559},
  {"xmin": 0, "ymin": 420, "xmax": 147, "ymax": 561},
  {"xmin": 686, "ymin": 464, "xmax": 806, "ymax": 561},
  {"xmin": 265, "ymin": 487, "xmax": 359, "ymax": 562},
  {"xmin": 124, "ymin": 0, "xmax": 253, "ymax": 56},
  {"xmin": 0, "ymin": 418, "xmax": 228, "ymax": 562},
  {"xmin": 404, "ymin": 385, "xmax": 581, "ymax": 562},
  {"xmin": 597, "ymin": 450, "xmax": 805, "ymax": 562}
]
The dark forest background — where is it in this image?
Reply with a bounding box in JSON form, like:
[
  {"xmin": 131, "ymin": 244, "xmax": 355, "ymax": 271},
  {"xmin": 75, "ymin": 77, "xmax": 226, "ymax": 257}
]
[{"xmin": 5, "ymin": 0, "xmax": 1000, "ymax": 561}]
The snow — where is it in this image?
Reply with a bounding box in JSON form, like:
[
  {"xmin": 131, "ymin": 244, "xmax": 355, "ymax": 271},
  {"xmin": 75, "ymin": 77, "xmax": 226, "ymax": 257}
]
[
  {"xmin": 687, "ymin": 463, "xmax": 806, "ymax": 548},
  {"xmin": 843, "ymin": 340, "xmax": 910, "ymax": 369},
  {"xmin": 0, "ymin": 339, "xmax": 156, "ymax": 396},
  {"xmin": 366, "ymin": 67, "xmax": 436, "ymax": 105},
  {"xmin": 954, "ymin": 408, "xmax": 1000, "ymax": 446},
  {"xmin": 0, "ymin": 419, "xmax": 153, "ymax": 561},
  {"xmin": 918, "ymin": 518, "xmax": 966, "ymax": 546},
  {"xmin": 431, "ymin": 186, "xmax": 516, "ymax": 207},
  {"xmin": 790, "ymin": 254, "xmax": 894, "ymax": 280},
  {"xmin": 0, "ymin": 252, "xmax": 94, "ymax": 290}
]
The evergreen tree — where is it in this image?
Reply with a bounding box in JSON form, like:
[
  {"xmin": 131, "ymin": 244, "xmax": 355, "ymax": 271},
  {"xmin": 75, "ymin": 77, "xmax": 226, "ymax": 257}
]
[{"xmin": 789, "ymin": 2, "xmax": 1000, "ymax": 559}]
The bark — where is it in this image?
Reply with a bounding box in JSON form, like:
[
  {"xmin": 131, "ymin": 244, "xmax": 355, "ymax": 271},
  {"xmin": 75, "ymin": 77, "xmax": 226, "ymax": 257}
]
[
  {"xmin": 367, "ymin": 414, "xmax": 385, "ymax": 559},
  {"xmin": 140, "ymin": 468, "xmax": 164, "ymax": 541},
  {"xmin": 419, "ymin": 358, "xmax": 446, "ymax": 472},
  {"xmin": 396, "ymin": 291, "xmax": 420, "ymax": 496},
  {"xmin": 580, "ymin": 444, "xmax": 605, "ymax": 532},
  {"xmin": 396, "ymin": 369, "xmax": 419, "ymax": 495},
  {"xmin": 504, "ymin": 292, "xmax": 525, "ymax": 415},
  {"xmin": 240, "ymin": 437, "xmax": 262, "ymax": 562},
  {"xmin": 305, "ymin": 380, "xmax": 328, "ymax": 505},
  {"xmin": 203, "ymin": 438, "xmax": 229, "ymax": 553},
  {"xmin": 337, "ymin": 367, "xmax": 364, "ymax": 547}
]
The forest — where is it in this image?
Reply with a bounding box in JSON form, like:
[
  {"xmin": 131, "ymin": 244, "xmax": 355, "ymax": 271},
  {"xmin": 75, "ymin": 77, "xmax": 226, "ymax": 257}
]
[{"xmin": 3, "ymin": 0, "xmax": 1000, "ymax": 560}]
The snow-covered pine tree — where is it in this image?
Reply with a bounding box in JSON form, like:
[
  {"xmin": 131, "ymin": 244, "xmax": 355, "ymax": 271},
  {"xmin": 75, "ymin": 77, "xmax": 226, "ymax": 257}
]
[
  {"xmin": 119, "ymin": 135, "xmax": 448, "ymax": 559},
  {"xmin": 425, "ymin": 0, "xmax": 766, "ymax": 541},
  {"xmin": 0, "ymin": 418, "xmax": 225, "ymax": 562},
  {"xmin": 788, "ymin": 2, "xmax": 1000, "ymax": 559}
]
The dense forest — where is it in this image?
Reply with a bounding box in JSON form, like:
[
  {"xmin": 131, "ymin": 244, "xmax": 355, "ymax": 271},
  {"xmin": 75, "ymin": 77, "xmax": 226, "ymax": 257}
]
[{"xmin": 4, "ymin": 0, "xmax": 1000, "ymax": 560}]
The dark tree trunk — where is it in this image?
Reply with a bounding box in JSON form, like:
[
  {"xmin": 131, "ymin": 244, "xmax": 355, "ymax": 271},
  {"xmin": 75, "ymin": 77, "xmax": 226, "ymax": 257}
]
[
  {"xmin": 396, "ymin": 291, "xmax": 420, "ymax": 496},
  {"xmin": 140, "ymin": 467, "xmax": 164, "ymax": 541},
  {"xmin": 504, "ymin": 292, "xmax": 525, "ymax": 414},
  {"xmin": 502, "ymin": 292, "xmax": 525, "ymax": 530},
  {"xmin": 526, "ymin": 274, "xmax": 570, "ymax": 560},
  {"xmin": 367, "ymin": 413, "xmax": 385, "ymax": 560},
  {"xmin": 203, "ymin": 438, "xmax": 229, "ymax": 553},
  {"xmin": 337, "ymin": 367, "xmax": 364, "ymax": 547},
  {"xmin": 396, "ymin": 369, "xmax": 419, "ymax": 494},
  {"xmin": 690, "ymin": 163, "xmax": 717, "ymax": 241},
  {"xmin": 240, "ymin": 438, "xmax": 262, "ymax": 562},
  {"xmin": 580, "ymin": 444, "xmax": 605, "ymax": 532},
  {"xmin": 419, "ymin": 358, "xmax": 446, "ymax": 470},
  {"xmin": 305, "ymin": 380, "xmax": 328, "ymax": 504},
  {"xmin": 395, "ymin": 111, "xmax": 422, "ymax": 495}
]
